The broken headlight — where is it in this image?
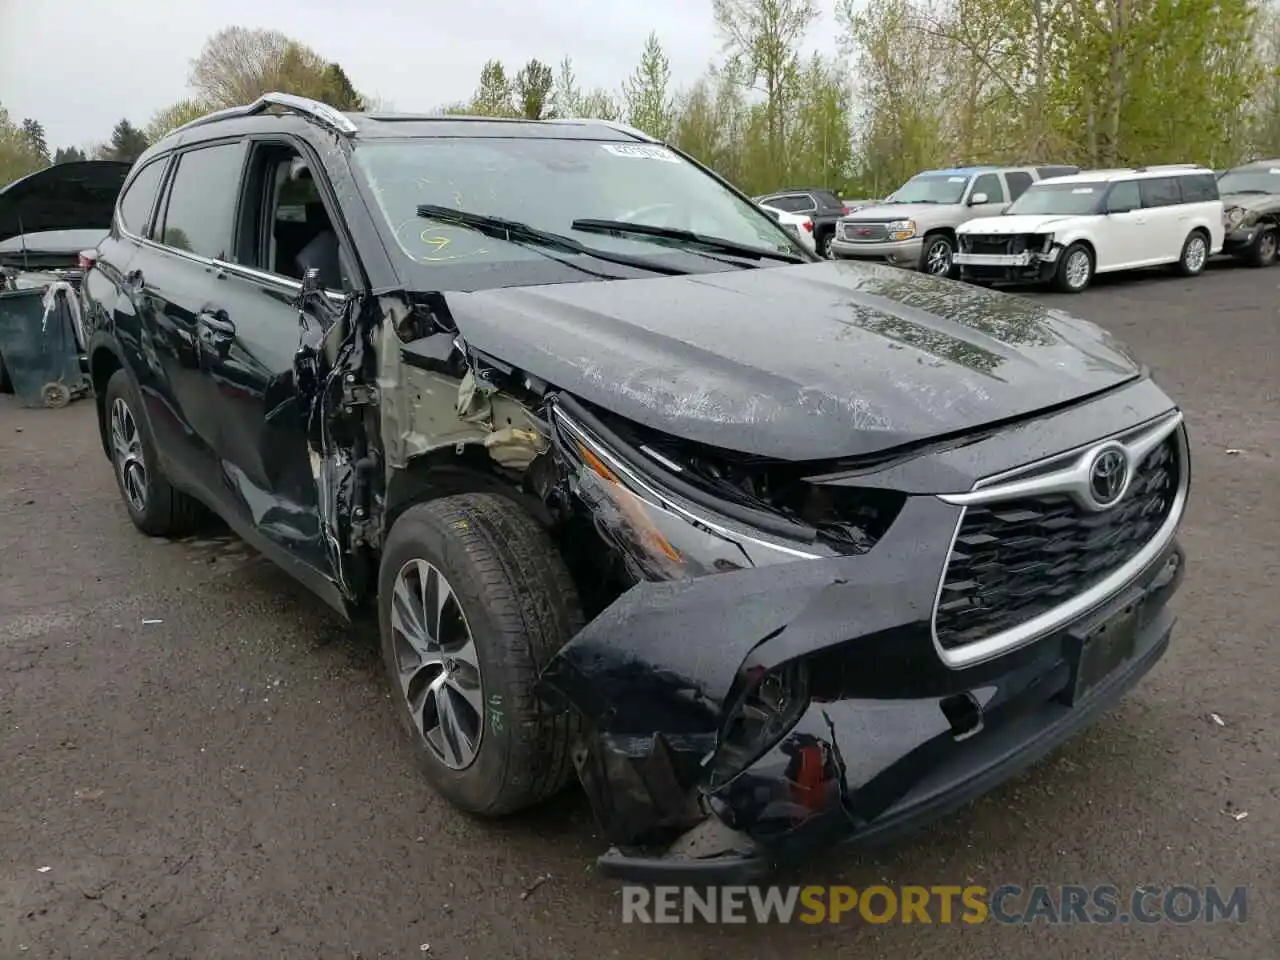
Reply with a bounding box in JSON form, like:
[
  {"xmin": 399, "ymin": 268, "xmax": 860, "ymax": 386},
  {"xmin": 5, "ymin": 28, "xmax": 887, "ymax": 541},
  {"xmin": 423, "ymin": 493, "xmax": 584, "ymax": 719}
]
[
  {"xmin": 549, "ymin": 399, "xmax": 825, "ymax": 581},
  {"xmin": 711, "ymin": 659, "xmax": 811, "ymax": 785}
]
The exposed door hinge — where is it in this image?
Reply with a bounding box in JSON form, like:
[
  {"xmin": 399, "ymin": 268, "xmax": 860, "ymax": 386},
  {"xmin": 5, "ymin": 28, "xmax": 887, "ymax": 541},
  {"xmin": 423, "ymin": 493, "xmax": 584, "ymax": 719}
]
[{"xmin": 341, "ymin": 373, "xmax": 378, "ymax": 409}]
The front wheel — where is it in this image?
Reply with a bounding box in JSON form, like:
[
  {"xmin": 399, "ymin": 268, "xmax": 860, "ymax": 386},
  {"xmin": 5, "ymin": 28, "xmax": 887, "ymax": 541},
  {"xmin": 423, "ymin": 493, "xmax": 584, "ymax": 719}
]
[
  {"xmin": 817, "ymin": 230, "xmax": 834, "ymax": 259},
  {"xmin": 1246, "ymin": 226, "xmax": 1277, "ymax": 267},
  {"xmin": 1053, "ymin": 242, "xmax": 1094, "ymax": 293},
  {"xmin": 1175, "ymin": 230, "xmax": 1210, "ymax": 277},
  {"xmin": 378, "ymin": 493, "xmax": 583, "ymax": 816},
  {"xmin": 919, "ymin": 234, "xmax": 956, "ymax": 278}
]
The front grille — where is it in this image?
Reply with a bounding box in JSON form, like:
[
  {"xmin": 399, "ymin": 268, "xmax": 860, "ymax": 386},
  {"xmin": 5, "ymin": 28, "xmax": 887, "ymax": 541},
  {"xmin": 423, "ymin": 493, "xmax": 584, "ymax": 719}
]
[
  {"xmin": 841, "ymin": 222, "xmax": 889, "ymax": 242},
  {"xmin": 934, "ymin": 436, "xmax": 1180, "ymax": 650},
  {"xmin": 963, "ymin": 235, "xmax": 1021, "ymax": 256}
]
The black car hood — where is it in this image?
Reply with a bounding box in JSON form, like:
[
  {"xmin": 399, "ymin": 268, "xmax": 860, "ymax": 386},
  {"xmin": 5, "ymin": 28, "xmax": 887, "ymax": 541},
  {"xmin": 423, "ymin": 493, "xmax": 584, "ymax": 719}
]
[
  {"xmin": 445, "ymin": 259, "xmax": 1142, "ymax": 460},
  {"xmin": 0, "ymin": 161, "xmax": 131, "ymax": 245},
  {"xmin": 1221, "ymin": 191, "xmax": 1280, "ymax": 213}
]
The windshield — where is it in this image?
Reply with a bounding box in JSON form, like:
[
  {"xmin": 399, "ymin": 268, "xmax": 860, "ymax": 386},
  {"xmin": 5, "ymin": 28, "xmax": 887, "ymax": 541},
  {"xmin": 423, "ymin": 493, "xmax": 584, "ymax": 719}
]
[
  {"xmin": 1217, "ymin": 168, "xmax": 1280, "ymax": 195},
  {"xmin": 1005, "ymin": 182, "xmax": 1103, "ymax": 216},
  {"xmin": 353, "ymin": 137, "xmax": 803, "ymax": 287},
  {"xmin": 885, "ymin": 173, "xmax": 972, "ymax": 205}
]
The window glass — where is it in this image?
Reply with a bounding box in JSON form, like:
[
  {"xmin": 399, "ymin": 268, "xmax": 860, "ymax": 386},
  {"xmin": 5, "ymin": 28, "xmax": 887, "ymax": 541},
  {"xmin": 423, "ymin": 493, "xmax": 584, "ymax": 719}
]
[
  {"xmin": 117, "ymin": 159, "xmax": 166, "ymax": 235},
  {"xmin": 158, "ymin": 143, "xmax": 245, "ymax": 259},
  {"xmin": 1178, "ymin": 173, "xmax": 1219, "ymax": 202},
  {"xmin": 1005, "ymin": 171, "xmax": 1034, "ymax": 200},
  {"xmin": 1007, "ymin": 182, "xmax": 1103, "ymax": 216},
  {"xmin": 1107, "ymin": 181, "xmax": 1141, "ymax": 212},
  {"xmin": 971, "ymin": 173, "xmax": 1005, "ymax": 203},
  {"xmin": 769, "ymin": 194, "xmax": 815, "ymax": 212},
  {"xmin": 887, "ymin": 174, "xmax": 971, "ymax": 204},
  {"xmin": 1217, "ymin": 167, "xmax": 1280, "ymax": 195},
  {"xmin": 1139, "ymin": 177, "xmax": 1181, "ymax": 208}
]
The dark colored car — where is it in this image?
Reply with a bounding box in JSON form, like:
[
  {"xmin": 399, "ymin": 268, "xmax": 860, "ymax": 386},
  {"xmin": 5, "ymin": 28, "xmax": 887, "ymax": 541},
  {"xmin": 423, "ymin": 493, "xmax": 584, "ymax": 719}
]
[
  {"xmin": 83, "ymin": 93, "xmax": 1189, "ymax": 882},
  {"xmin": 0, "ymin": 160, "xmax": 130, "ymax": 277},
  {"xmin": 754, "ymin": 188, "xmax": 848, "ymax": 257},
  {"xmin": 1217, "ymin": 159, "xmax": 1280, "ymax": 266}
]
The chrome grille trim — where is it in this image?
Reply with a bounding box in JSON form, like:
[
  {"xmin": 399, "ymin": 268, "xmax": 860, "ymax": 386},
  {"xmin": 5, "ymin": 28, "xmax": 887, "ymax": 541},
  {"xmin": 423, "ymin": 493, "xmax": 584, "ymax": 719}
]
[{"xmin": 930, "ymin": 411, "xmax": 1189, "ymax": 668}]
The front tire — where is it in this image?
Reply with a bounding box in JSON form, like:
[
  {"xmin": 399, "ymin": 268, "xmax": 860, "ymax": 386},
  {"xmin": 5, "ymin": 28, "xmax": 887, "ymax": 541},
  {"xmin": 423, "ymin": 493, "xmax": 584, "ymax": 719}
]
[
  {"xmin": 1246, "ymin": 226, "xmax": 1277, "ymax": 267},
  {"xmin": 103, "ymin": 369, "xmax": 207, "ymax": 536},
  {"xmin": 1175, "ymin": 229, "xmax": 1210, "ymax": 277},
  {"xmin": 919, "ymin": 233, "xmax": 956, "ymax": 278},
  {"xmin": 1053, "ymin": 242, "xmax": 1094, "ymax": 293},
  {"xmin": 378, "ymin": 493, "xmax": 583, "ymax": 816}
]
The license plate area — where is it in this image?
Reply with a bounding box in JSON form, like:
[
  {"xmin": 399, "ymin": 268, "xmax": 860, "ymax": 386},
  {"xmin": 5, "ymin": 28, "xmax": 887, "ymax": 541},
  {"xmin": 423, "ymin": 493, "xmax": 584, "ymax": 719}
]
[{"xmin": 1058, "ymin": 592, "xmax": 1143, "ymax": 706}]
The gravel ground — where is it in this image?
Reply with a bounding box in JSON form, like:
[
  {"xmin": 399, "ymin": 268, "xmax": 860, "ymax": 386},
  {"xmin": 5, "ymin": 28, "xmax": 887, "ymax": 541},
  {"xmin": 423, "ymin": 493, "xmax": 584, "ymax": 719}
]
[{"xmin": 1, "ymin": 260, "xmax": 1276, "ymax": 958}]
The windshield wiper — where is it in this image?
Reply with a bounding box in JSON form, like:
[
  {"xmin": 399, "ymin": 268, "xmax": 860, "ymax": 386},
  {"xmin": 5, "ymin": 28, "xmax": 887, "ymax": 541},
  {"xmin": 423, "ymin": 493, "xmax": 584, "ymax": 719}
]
[
  {"xmin": 569, "ymin": 219, "xmax": 806, "ymax": 263},
  {"xmin": 415, "ymin": 204, "xmax": 688, "ymax": 276}
]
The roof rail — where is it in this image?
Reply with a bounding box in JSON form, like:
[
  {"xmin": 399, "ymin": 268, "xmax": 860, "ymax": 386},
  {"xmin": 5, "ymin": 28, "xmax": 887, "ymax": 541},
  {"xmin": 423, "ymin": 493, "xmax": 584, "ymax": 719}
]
[
  {"xmin": 171, "ymin": 92, "xmax": 358, "ymax": 137},
  {"xmin": 546, "ymin": 117, "xmax": 658, "ymax": 143},
  {"xmin": 1131, "ymin": 163, "xmax": 1202, "ymax": 172}
]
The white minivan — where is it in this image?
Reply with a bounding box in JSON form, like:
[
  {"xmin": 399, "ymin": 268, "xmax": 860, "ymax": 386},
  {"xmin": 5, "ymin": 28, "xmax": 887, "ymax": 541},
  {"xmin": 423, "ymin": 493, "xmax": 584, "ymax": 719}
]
[{"xmin": 953, "ymin": 165, "xmax": 1224, "ymax": 292}]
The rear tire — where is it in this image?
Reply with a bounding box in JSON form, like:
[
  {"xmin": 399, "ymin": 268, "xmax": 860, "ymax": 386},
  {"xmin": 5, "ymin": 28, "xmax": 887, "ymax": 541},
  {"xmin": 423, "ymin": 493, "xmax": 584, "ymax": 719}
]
[
  {"xmin": 1052, "ymin": 242, "xmax": 1094, "ymax": 293},
  {"xmin": 378, "ymin": 493, "xmax": 583, "ymax": 817},
  {"xmin": 1175, "ymin": 229, "xmax": 1210, "ymax": 277},
  {"xmin": 103, "ymin": 369, "xmax": 208, "ymax": 537},
  {"xmin": 1246, "ymin": 226, "xmax": 1277, "ymax": 267}
]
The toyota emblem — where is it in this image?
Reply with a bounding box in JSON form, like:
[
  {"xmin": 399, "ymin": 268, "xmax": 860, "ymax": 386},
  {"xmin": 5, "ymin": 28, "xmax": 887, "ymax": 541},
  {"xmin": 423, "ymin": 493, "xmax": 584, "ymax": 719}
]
[{"xmin": 1088, "ymin": 447, "xmax": 1129, "ymax": 508}]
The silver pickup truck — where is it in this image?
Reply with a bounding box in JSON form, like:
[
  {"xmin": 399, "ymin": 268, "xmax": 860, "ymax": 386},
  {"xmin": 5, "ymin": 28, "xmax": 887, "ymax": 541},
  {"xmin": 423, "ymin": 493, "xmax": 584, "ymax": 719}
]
[{"xmin": 830, "ymin": 165, "xmax": 1079, "ymax": 277}]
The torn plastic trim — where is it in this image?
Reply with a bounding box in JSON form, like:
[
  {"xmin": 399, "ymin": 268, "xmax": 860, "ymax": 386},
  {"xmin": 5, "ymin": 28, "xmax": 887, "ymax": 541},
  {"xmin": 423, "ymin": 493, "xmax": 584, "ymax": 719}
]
[{"xmin": 548, "ymin": 394, "xmax": 822, "ymax": 555}]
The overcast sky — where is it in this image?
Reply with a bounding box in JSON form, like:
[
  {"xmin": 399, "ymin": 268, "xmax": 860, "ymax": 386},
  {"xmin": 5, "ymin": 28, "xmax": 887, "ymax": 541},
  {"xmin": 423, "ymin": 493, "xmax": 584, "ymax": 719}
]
[{"xmin": 1, "ymin": 0, "xmax": 845, "ymax": 151}]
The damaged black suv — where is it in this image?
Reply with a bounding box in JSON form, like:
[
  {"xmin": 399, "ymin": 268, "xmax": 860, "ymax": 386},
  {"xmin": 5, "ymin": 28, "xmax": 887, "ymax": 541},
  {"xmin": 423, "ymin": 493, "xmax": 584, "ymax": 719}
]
[{"xmin": 83, "ymin": 93, "xmax": 1189, "ymax": 882}]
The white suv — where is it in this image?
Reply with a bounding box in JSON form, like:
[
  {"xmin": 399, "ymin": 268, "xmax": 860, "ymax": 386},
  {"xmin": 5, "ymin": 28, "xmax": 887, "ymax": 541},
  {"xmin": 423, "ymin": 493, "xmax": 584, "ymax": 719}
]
[{"xmin": 954, "ymin": 165, "xmax": 1224, "ymax": 292}]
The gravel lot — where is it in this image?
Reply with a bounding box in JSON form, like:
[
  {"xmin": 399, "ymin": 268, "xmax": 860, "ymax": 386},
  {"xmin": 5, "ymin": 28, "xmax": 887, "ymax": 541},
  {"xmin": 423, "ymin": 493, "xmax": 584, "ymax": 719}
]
[{"xmin": 2, "ymin": 261, "xmax": 1276, "ymax": 958}]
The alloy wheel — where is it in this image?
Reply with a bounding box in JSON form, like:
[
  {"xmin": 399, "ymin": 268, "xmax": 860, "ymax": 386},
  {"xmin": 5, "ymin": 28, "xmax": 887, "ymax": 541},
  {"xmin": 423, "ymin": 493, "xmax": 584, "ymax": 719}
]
[
  {"xmin": 1260, "ymin": 231, "xmax": 1277, "ymax": 263},
  {"xmin": 1065, "ymin": 250, "xmax": 1091, "ymax": 289},
  {"xmin": 110, "ymin": 398, "xmax": 147, "ymax": 513},
  {"xmin": 1184, "ymin": 235, "xmax": 1207, "ymax": 272},
  {"xmin": 390, "ymin": 559, "xmax": 484, "ymax": 770},
  {"xmin": 925, "ymin": 238, "xmax": 953, "ymax": 275}
]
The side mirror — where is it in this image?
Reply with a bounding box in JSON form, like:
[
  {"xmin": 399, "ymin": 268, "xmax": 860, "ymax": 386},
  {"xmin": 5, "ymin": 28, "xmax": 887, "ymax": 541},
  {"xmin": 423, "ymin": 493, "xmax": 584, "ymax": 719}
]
[{"xmin": 969, "ymin": 192, "xmax": 989, "ymax": 206}]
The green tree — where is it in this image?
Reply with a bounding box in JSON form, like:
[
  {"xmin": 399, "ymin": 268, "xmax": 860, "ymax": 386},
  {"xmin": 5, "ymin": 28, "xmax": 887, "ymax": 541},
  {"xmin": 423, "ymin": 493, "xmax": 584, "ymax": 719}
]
[
  {"xmin": 95, "ymin": 119, "xmax": 150, "ymax": 163},
  {"xmin": 515, "ymin": 58, "xmax": 554, "ymax": 119},
  {"xmin": 788, "ymin": 55, "xmax": 855, "ymax": 189},
  {"xmin": 712, "ymin": 0, "xmax": 818, "ymax": 183},
  {"xmin": 0, "ymin": 105, "xmax": 47, "ymax": 184},
  {"xmin": 145, "ymin": 100, "xmax": 211, "ymax": 142},
  {"xmin": 188, "ymin": 27, "xmax": 370, "ymax": 110},
  {"xmin": 624, "ymin": 32, "xmax": 676, "ymax": 140},
  {"xmin": 320, "ymin": 62, "xmax": 366, "ymax": 111},
  {"xmin": 21, "ymin": 119, "xmax": 49, "ymax": 165},
  {"xmin": 53, "ymin": 146, "xmax": 88, "ymax": 165},
  {"xmin": 471, "ymin": 59, "xmax": 516, "ymax": 116},
  {"xmin": 552, "ymin": 57, "xmax": 584, "ymax": 117}
]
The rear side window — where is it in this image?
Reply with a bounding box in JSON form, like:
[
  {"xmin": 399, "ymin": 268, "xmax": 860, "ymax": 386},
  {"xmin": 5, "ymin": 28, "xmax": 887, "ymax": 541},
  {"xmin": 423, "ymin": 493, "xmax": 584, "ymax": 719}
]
[
  {"xmin": 1106, "ymin": 180, "xmax": 1141, "ymax": 212},
  {"xmin": 1178, "ymin": 173, "xmax": 1219, "ymax": 202},
  {"xmin": 158, "ymin": 143, "xmax": 246, "ymax": 260},
  {"xmin": 117, "ymin": 159, "xmax": 166, "ymax": 235},
  {"xmin": 1139, "ymin": 177, "xmax": 1181, "ymax": 208},
  {"xmin": 972, "ymin": 173, "xmax": 1005, "ymax": 203},
  {"xmin": 1005, "ymin": 171, "xmax": 1034, "ymax": 200},
  {"xmin": 769, "ymin": 194, "xmax": 816, "ymax": 212}
]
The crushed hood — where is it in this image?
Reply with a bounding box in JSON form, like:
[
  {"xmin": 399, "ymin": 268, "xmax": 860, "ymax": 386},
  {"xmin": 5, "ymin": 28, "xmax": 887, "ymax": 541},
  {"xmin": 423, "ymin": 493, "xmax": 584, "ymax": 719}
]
[
  {"xmin": 0, "ymin": 161, "xmax": 131, "ymax": 245},
  {"xmin": 1221, "ymin": 191, "xmax": 1280, "ymax": 213},
  {"xmin": 445, "ymin": 259, "xmax": 1142, "ymax": 461}
]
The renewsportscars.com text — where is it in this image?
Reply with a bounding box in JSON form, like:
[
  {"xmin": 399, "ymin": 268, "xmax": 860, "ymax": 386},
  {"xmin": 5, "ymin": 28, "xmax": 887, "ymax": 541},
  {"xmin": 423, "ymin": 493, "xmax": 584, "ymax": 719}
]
[{"xmin": 621, "ymin": 884, "xmax": 1248, "ymax": 925}]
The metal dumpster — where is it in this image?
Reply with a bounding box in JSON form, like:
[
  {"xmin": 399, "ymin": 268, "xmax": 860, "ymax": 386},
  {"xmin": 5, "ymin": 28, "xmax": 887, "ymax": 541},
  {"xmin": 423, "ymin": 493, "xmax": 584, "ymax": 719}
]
[{"xmin": 0, "ymin": 281, "xmax": 90, "ymax": 408}]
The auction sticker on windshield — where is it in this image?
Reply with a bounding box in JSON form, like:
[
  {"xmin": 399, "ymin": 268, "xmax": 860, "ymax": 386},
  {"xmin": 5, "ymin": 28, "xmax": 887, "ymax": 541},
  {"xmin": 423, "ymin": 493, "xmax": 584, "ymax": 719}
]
[{"xmin": 601, "ymin": 143, "xmax": 682, "ymax": 163}]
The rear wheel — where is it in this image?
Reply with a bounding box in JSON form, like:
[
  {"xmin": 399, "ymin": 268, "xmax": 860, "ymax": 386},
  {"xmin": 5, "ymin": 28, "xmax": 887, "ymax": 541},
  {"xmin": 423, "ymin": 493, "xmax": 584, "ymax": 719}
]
[
  {"xmin": 378, "ymin": 493, "xmax": 583, "ymax": 816},
  {"xmin": 1053, "ymin": 242, "xmax": 1094, "ymax": 293},
  {"xmin": 817, "ymin": 229, "xmax": 834, "ymax": 258},
  {"xmin": 103, "ymin": 369, "xmax": 207, "ymax": 536},
  {"xmin": 1175, "ymin": 230, "xmax": 1209, "ymax": 277}
]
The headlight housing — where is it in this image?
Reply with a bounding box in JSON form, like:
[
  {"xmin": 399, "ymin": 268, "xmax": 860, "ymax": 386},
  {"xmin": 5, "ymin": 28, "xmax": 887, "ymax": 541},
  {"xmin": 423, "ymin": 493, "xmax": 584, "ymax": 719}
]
[
  {"xmin": 1225, "ymin": 206, "xmax": 1246, "ymax": 229},
  {"xmin": 712, "ymin": 659, "xmax": 812, "ymax": 784},
  {"xmin": 886, "ymin": 219, "xmax": 916, "ymax": 241}
]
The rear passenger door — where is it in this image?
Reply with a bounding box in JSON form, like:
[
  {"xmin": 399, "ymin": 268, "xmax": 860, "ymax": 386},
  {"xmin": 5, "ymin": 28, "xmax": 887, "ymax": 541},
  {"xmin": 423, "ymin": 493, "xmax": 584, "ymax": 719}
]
[
  {"xmin": 1137, "ymin": 177, "xmax": 1185, "ymax": 262},
  {"xmin": 140, "ymin": 140, "xmax": 248, "ymax": 508}
]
